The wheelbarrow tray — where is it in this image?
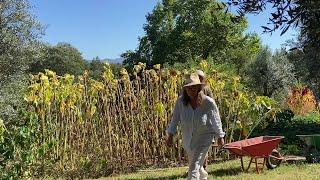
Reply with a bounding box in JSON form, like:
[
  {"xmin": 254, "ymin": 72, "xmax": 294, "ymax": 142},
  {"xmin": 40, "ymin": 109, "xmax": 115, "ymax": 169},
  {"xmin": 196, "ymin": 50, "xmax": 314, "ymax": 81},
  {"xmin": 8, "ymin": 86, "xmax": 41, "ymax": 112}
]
[
  {"xmin": 224, "ymin": 136, "xmax": 284, "ymax": 173},
  {"xmin": 224, "ymin": 136, "xmax": 284, "ymax": 157}
]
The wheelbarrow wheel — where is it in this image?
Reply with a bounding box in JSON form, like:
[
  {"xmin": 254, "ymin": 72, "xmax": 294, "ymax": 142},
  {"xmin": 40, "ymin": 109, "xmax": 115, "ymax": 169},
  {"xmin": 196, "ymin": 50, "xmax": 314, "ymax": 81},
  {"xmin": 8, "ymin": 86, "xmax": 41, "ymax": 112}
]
[{"xmin": 266, "ymin": 149, "xmax": 282, "ymax": 169}]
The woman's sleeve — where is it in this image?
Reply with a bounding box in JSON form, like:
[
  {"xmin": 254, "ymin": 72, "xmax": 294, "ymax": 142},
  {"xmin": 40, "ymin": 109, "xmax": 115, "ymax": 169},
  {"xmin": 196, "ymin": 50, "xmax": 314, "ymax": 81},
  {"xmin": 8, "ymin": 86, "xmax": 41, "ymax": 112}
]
[
  {"xmin": 166, "ymin": 99, "xmax": 181, "ymax": 135},
  {"xmin": 211, "ymin": 100, "xmax": 225, "ymax": 138}
]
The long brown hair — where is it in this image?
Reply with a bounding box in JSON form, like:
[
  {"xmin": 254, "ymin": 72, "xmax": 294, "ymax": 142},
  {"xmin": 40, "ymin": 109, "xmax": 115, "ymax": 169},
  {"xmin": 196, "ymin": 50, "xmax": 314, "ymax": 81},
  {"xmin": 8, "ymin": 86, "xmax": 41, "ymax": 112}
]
[{"xmin": 182, "ymin": 85, "xmax": 205, "ymax": 106}]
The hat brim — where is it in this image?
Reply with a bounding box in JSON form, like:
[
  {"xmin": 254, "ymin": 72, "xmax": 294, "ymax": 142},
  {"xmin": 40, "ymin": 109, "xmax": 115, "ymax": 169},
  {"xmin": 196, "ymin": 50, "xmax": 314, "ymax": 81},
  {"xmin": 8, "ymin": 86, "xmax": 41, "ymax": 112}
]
[
  {"xmin": 183, "ymin": 82, "xmax": 204, "ymax": 88},
  {"xmin": 196, "ymin": 71, "xmax": 205, "ymax": 77}
]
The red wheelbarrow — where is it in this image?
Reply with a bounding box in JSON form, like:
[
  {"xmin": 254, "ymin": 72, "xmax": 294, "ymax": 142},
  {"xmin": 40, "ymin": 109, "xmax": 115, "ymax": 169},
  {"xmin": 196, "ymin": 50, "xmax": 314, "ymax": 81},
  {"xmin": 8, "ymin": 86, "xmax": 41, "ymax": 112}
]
[{"xmin": 223, "ymin": 136, "xmax": 284, "ymax": 173}]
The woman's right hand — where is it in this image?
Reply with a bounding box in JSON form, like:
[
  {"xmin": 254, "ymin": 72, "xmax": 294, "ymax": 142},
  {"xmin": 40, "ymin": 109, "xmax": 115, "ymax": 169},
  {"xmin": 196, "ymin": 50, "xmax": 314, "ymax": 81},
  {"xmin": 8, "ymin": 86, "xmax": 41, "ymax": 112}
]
[
  {"xmin": 217, "ymin": 137, "xmax": 225, "ymax": 147},
  {"xmin": 166, "ymin": 134, "xmax": 173, "ymax": 147}
]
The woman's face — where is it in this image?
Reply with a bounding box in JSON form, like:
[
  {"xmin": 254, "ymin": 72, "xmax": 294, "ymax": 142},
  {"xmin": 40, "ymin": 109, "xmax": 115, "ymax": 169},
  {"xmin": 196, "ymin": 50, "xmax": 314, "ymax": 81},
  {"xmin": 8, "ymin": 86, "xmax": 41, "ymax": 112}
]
[{"xmin": 185, "ymin": 85, "xmax": 201, "ymax": 99}]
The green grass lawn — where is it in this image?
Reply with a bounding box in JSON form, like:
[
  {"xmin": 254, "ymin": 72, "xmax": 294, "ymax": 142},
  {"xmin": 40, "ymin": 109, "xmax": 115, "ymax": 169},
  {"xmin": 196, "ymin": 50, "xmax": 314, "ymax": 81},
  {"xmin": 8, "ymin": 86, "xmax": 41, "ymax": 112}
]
[{"xmin": 102, "ymin": 158, "xmax": 320, "ymax": 180}]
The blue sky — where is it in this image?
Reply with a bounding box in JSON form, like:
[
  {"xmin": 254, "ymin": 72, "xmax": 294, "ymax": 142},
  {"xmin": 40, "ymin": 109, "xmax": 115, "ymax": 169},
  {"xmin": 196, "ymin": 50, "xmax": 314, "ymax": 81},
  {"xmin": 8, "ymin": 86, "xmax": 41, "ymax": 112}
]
[{"xmin": 30, "ymin": 0, "xmax": 297, "ymax": 60}]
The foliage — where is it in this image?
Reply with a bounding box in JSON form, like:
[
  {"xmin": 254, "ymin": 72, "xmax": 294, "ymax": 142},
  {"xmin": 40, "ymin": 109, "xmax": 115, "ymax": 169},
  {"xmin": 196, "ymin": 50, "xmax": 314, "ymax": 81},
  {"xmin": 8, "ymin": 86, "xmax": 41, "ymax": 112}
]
[
  {"xmin": 293, "ymin": 111, "xmax": 320, "ymax": 123},
  {"xmin": 285, "ymin": 85, "xmax": 316, "ymax": 115},
  {"xmin": 0, "ymin": 118, "xmax": 5, "ymax": 143},
  {"xmin": 227, "ymin": 0, "xmax": 320, "ymax": 99},
  {"xmin": 245, "ymin": 47, "xmax": 296, "ymax": 97},
  {"xmin": 0, "ymin": 0, "xmax": 43, "ymax": 83},
  {"xmin": 0, "ymin": 73, "xmax": 29, "ymax": 123},
  {"xmin": 226, "ymin": 0, "xmax": 320, "ymax": 47},
  {"xmin": 29, "ymin": 43, "xmax": 89, "ymax": 76},
  {"xmin": 0, "ymin": 0, "xmax": 43, "ymax": 128},
  {"xmin": 0, "ymin": 110, "xmax": 44, "ymax": 179},
  {"xmin": 163, "ymin": 57, "xmax": 238, "ymax": 78},
  {"xmin": 88, "ymin": 57, "xmax": 105, "ymax": 80},
  {"xmin": 122, "ymin": 0, "xmax": 260, "ymax": 68},
  {"xmin": 286, "ymin": 48, "xmax": 309, "ymax": 82},
  {"xmin": 252, "ymin": 110, "xmax": 320, "ymax": 155},
  {"xmin": 0, "ymin": 60, "xmax": 275, "ymax": 178},
  {"xmin": 286, "ymin": 34, "xmax": 320, "ymax": 100},
  {"xmin": 302, "ymin": 47, "xmax": 320, "ymax": 91},
  {"xmin": 228, "ymin": 1, "xmax": 320, "ymax": 91}
]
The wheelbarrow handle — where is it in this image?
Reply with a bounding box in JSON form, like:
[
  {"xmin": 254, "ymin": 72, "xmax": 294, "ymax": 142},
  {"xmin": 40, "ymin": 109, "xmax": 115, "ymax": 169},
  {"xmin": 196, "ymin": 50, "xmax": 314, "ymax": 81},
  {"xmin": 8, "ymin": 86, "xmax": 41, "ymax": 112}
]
[
  {"xmin": 269, "ymin": 154, "xmax": 284, "ymax": 160},
  {"xmin": 219, "ymin": 145, "xmax": 243, "ymax": 156},
  {"xmin": 223, "ymin": 145, "xmax": 242, "ymax": 150}
]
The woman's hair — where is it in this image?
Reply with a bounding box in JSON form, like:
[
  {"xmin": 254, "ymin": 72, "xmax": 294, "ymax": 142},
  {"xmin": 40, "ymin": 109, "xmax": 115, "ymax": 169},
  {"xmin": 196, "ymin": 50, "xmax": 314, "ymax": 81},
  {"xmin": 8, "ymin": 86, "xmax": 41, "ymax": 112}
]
[
  {"xmin": 201, "ymin": 76, "xmax": 207, "ymax": 84},
  {"xmin": 182, "ymin": 85, "xmax": 205, "ymax": 106}
]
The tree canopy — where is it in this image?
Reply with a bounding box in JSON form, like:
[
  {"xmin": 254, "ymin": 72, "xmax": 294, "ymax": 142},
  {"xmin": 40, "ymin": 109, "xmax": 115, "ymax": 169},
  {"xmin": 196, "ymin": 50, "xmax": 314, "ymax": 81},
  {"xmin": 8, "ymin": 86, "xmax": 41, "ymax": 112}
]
[
  {"xmin": 29, "ymin": 43, "xmax": 89, "ymax": 76},
  {"xmin": 227, "ymin": 0, "xmax": 320, "ymax": 48},
  {"xmin": 122, "ymin": 0, "xmax": 260, "ymax": 68},
  {"xmin": 0, "ymin": 0, "xmax": 43, "ymax": 83},
  {"xmin": 245, "ymin": 47, "xmax": 296, "ymax": 97}
]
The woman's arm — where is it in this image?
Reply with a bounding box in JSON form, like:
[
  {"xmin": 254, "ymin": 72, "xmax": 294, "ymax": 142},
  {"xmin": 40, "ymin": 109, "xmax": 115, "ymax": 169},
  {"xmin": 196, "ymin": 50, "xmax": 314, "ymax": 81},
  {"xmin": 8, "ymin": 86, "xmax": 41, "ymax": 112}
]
[
  {"xmin": 166, "ymin": 99, "xmax": 181, "ymax": 146},
  {"xmin": 211, "ymin": 99, "xmax": 225, "ymax": 139},
  {"xmin": 166, "ymin": 99, "xmax": 181, "ymax": 135}
]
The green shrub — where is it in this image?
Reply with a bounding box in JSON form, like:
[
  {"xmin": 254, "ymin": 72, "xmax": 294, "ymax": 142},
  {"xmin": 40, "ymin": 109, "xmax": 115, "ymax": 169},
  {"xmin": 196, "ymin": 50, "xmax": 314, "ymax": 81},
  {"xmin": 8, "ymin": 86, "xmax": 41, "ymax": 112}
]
[
  {"xmin": 252, "ymin": 110, "xmax": 320, "ymax": 155},
  {"xmin": 293, "ymin": 111, "xmax": 320, "ymax": 123}
]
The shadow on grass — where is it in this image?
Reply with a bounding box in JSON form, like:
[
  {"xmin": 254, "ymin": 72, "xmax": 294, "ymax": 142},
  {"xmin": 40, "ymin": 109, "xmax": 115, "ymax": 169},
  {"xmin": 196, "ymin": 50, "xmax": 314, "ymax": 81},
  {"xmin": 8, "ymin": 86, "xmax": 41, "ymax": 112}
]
[
  {"xmin": 136, "ymin": 167, "xmax": 242, "ymax": 179},
  {"xmin": 142, "ymin": 173, "xmax": 187, "ymax": 180},
  {"xmin": 208, "ymin": 167, "xmax": 242, "ymax": 177}
]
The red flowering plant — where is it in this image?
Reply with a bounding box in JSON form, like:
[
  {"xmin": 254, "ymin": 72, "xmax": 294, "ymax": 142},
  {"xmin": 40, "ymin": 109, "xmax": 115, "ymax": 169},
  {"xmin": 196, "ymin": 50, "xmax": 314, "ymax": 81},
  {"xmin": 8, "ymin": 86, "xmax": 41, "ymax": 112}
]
[{"xmin": 285, "ymin": 85, "xmax": 317, "ymax": 115}]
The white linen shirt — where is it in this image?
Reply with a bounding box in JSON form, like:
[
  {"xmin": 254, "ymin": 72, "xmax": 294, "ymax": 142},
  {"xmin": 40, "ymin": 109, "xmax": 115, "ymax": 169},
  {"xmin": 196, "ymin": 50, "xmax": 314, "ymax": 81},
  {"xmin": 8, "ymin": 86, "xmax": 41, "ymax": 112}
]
[{"xmin": 166, "ymin": 96, "xmax": 225, "ymax": 152}]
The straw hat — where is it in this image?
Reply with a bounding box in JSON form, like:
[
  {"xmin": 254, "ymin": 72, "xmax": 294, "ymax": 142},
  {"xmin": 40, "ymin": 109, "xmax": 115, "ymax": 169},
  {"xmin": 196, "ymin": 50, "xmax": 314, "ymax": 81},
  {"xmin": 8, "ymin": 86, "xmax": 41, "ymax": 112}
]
[
  {"xmin": 183, "ymin": 73, "xmax": 204, "ymax": 87},
  {"xmin": 195, "ymin": 70, "xmax": 205, "ymax": 77}
]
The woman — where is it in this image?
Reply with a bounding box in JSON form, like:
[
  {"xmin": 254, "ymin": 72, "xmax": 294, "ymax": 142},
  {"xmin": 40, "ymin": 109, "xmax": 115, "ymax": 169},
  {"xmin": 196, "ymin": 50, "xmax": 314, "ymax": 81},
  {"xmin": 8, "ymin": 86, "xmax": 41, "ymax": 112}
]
[{"xmin": 166, "ymin": 73, "xmax": 225, "ymax": 180}]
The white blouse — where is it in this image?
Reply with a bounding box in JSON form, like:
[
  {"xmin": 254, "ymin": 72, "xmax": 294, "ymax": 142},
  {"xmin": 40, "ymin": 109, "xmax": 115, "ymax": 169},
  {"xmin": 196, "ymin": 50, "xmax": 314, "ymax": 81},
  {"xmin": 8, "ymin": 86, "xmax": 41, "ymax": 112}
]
[{"xmin": 166, "ymin": 96, "xmax": 225, "ymax": 151}]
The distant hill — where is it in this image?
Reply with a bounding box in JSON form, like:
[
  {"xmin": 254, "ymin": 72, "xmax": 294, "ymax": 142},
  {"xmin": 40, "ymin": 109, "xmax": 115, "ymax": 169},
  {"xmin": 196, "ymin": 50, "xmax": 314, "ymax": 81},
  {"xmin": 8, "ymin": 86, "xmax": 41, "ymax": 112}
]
[
  {"xmin": 87, "ymin": 57, "xmax": 124, "ymax": 64},
  {"xmin": 104, "ymin": 58, "xmax": 124, "ymax": 64}
]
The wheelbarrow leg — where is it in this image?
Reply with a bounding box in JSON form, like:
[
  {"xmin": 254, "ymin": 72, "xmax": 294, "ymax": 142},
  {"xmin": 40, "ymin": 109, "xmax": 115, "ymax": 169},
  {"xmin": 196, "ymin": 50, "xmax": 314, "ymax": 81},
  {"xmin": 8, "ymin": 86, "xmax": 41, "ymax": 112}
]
[
  {"xmin": 245, "ymin": 157, "xmax": 253, "ymax": 172},
  {"xmin": 262, "ymin": 157, "xmax": 266, "ymax": 171},
  {"xmin": 254, "ymin": 158, "xmax": 259, "ymax": 173},
  {"xmin": 240, "ymin": 156, "xmax": 244, "ymax": 171},
  {"xmin": 240, "ymin": 157, "xmax": 253, "ymax": 172},
  {"xmin": 241, "ymin": 157, "xmax": 267, "ymax": 173},
  {"xmin": 253, "ymin": 157, "xmax": 266, "ymax": 173}
]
